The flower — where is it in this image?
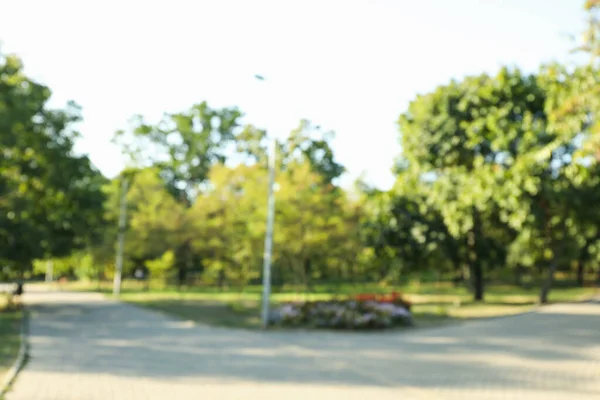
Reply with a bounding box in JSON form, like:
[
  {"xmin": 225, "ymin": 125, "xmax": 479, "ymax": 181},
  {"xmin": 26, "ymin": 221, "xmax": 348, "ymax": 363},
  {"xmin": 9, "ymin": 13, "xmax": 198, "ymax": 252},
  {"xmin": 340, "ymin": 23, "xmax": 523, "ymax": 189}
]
[
  {"xmin": 391, "ymin": 306, "xmax": 411, "ymax": 318},
  {"xmin": 355, "ymin": 293, "xmax": 377, "ymax": 301},
  {"xmin": 273, "ymin": 296, "xmax": 412, "ymax": 329},
  {"xmin": 280, "ymin": 304, "xmax": 300, "ymax": 318},
  {"xmin": 355, "ymin": 312, "xmax": 377, "ymax": 326}
]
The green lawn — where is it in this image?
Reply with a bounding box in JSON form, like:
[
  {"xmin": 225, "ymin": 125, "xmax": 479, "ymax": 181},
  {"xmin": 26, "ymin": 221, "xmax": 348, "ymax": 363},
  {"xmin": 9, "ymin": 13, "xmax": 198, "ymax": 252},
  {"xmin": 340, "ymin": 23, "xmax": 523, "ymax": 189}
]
[
  {"xmin": 0, "ymin": 295, "xmax": 21, "ymax": 385},
  {"xmin": 123, "ymin": 287, "xmax": 597, "ymax": 329},
  {"xmin": 49, "ymin": 279, "xmax": 598, "ymax": 330}
]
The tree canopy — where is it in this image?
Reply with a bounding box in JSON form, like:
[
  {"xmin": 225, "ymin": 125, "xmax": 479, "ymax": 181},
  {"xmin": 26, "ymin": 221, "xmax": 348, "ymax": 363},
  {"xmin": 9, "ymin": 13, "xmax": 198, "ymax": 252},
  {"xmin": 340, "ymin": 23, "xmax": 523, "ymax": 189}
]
[
  {"xmin": 4, "ymin": 0, "xmax": 600, "ymax": 305},
  {"xmin": 0, "ymin": 51, "xmax": 106, "ymax": 277}
]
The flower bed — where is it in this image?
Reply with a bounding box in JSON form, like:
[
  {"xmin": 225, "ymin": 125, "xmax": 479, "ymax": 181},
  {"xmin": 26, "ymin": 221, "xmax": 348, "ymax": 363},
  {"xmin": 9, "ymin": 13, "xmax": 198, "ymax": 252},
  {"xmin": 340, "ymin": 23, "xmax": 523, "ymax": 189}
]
[{"xmin": 270, "ymin": 292, "xmax": 413, "ymax": 330}]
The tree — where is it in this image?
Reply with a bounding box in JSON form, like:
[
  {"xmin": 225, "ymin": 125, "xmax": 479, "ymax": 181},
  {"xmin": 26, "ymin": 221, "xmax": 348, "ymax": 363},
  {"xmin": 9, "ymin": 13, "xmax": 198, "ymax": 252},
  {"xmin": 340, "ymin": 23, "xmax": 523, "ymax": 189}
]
[
  {"xmin": 279, "ymin": 120, "xmax": 345, "ymax": 184},
  {"xmin": 145, "ymin": 250, "xmax": 176, "ymax": 284},
  {"xmin": 578, "ymin": 0, "xmax": 600, "ymax": 62},
  {"xmin": 124, "ymin": 168, "xmax": 193, "ymax": 286},
  {"xmin": 190, "ymin": 163, "xmax": 266, "ymax": 289},
  {"xmin": 398, "ymin": 64, "xmax": 600, "ymax": 303},
  {"xmin": 533, "ymin": 64, "xmax": 600, "ymax": 295},
  {"xmin": 0, "ymin": 50, "xmax": 106, "ymax": 276},
  {"xmin": 113, "ymin": 102, "xmax": 243, "ymax": 202},
  {"xmin": 187, "ymin": 122, "xmax": 356, "ymax": 291},
  {"xmin": 273, "ymin": 160, "xmax": 357, "ymax": 288},
  {"xmin": 399, "ymin": 68, "xmax": 550, "ymax": 301},
  {"xmin": 360, "ymin": 175, "xmax": 459, "ymax": 285}
]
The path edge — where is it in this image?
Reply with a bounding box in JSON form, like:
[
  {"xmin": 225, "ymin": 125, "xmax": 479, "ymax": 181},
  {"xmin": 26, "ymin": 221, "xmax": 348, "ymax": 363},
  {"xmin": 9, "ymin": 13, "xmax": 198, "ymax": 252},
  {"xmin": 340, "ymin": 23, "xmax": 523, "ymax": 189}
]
[{"xmin": 0, "ymin": 306, "xmax": 29, "ymax": 398}]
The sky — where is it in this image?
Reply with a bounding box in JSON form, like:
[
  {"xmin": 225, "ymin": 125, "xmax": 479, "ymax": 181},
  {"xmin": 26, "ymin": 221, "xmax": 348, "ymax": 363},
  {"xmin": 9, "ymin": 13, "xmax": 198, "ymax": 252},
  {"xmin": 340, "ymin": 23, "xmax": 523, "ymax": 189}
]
[{"xmin": 0, "ymin": 0, "xmax": 588, "ymax": 190}]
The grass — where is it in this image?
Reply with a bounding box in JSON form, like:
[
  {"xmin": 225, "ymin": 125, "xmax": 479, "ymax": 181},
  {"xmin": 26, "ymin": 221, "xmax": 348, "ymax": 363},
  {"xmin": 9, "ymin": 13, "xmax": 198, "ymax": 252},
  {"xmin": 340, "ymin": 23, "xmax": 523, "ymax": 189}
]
[
  {"xmin": 127, "ymin": 298, "xmax": 262, "ymax": 329},
  {"xmin": 47, "ymin": 279, "xmax": 599, "ymax": 330},
  {"xmin": 0, "ymin": 295, "xmax": 21, "ymax": 386}
]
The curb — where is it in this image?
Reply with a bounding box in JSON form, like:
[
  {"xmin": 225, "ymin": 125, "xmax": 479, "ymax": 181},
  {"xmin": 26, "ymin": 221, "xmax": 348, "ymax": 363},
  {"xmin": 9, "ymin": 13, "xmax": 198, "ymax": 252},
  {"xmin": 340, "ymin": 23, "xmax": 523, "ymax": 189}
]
[
  {"xmin": 448, "ymin": 294, "xmax": 600, "ymax": 325},
  {"xmin": 0, "ymin": 307, "xmax": 29, "ymax": 398}
]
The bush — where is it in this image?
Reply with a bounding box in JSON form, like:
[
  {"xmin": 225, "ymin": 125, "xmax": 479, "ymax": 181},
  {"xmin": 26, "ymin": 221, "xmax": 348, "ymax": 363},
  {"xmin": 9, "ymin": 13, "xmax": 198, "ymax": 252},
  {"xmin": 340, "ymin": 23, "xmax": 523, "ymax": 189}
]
[
  {"xmin": 270, "ymin": 293, "xmax": 413, "ymax": 330},
  {"xmin": 145, "ymin": 250, "xmax": 176, "ymax": 283},
  {"xmin": 1, "ymin": 293, "xmax": 21, "ymax": 312}
]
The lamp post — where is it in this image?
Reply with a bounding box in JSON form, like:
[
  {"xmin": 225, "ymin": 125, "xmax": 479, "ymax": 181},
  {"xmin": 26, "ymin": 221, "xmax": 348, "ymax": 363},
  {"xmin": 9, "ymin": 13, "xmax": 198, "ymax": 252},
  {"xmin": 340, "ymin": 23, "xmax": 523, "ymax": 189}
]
[
  {"xmin": 113, "ymin": 177, "xmax": 128, "ymax": 297},
  {"xmin": 261, "ymin": 137, "xmax": 277, "ymax": 328},
  {"xmin": 256, "ymin": 74, "xmax": 276, "ymax": 329}
]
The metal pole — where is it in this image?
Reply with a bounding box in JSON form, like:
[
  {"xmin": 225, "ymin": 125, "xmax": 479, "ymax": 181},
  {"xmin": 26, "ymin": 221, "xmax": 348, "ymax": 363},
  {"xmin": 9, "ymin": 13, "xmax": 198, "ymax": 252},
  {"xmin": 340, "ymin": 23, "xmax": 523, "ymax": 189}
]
[
  {"xmin": 113, "ymin": 177, "xmax": 129, "ymax": 297},
  {"xmin": 261, "ymin": 138, "xmax": 276, "ymax": 328},
  {"xmin": 45, "ymin": 260, "xmax": 53, "ymax": 283}
]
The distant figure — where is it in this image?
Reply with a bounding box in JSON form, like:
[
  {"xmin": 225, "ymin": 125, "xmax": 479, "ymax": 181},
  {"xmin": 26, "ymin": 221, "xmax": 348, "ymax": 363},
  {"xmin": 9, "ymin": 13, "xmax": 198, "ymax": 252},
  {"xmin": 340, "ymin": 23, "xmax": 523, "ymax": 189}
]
[{"xmin": 13, "ymin": 280, "xmax": 23, "ymax": 296}]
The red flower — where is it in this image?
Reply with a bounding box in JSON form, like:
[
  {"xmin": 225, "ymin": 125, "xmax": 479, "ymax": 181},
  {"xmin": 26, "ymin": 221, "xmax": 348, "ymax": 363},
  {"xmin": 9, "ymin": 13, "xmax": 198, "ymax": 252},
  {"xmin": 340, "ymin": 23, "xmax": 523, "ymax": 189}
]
[
  {"xmin": 355, "ymin": 294, "xmax": 377, "ymax": 301},
  {"xmin": 354, "ymin": 292, "xmax": 405, "ymax": 303}
]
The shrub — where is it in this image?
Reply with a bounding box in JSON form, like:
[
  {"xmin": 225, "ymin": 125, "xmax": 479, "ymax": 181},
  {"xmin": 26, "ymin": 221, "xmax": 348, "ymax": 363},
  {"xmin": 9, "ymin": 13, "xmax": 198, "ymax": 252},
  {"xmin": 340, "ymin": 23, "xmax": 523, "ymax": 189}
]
[{"xmin": 145, "ymin": 250, "xmax": 176, "ymax": 282}]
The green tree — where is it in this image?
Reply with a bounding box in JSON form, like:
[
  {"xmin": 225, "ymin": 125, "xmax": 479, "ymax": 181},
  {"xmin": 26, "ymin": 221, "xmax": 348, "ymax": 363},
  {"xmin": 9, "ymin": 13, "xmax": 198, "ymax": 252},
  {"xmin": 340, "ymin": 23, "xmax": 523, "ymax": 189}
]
[
  {"xmin": 0, "ymin": 51, "xmax": 106, "ymax": 276},
  {"xmin": 273, "ymin": 161, "xmax": 357, "ymax": 288},
  {"xmin": 113, "ymin": 102, "xmax": 242, "ymax": 202},
  {"xmin": 187, "ymin": 123, "xmax": 356, "ymax": 291},
  {"xmin": 145, "ymin": 250, "xmax": 176, "ymax": 284},
  {"xmin": 399, "ymin": 68, "xmax": 549, "ymax": 301},
  {"xmin": 279, "ymin": 120, "xmax": 345, "ymax": 184},
  {"xmin": 579, "ymin": 0, "xmax": 600, "ymax": 62},
  {"xmin": 125, "ymin": 168, "xmax": 193, "ymax": 286},
  {"xmin": 190, "ymin": 163, "xmax": 266, "ymax": 289}
]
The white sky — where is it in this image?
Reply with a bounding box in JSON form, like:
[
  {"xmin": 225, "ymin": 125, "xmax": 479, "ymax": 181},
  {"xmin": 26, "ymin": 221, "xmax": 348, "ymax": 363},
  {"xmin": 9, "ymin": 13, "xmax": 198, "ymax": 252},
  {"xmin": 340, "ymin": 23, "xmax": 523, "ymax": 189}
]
[{"xmin": 0, "ymin": 0, "xmax": 587, "ymax": 189}]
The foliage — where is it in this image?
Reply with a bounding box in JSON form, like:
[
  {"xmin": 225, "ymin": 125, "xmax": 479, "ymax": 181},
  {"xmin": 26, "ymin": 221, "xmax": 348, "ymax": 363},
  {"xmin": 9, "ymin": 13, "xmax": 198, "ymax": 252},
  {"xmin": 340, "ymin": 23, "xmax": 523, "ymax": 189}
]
[
  {"xmin": 272, "ymin": 161, "xmax": 360, "ymax": 287},
  {"xmin": 190, "ymin": 163, "xmax": 266, "ymax": 288},
  {"xmin": 32, "ymin": 252, "xmax": 96, "ymax": 280},
  {"xmin": 113, "ymin": 102, "xmax": 244, "ymax": 202},
  {"xmin": 395, "ymin": 63, "xmax": 600, "ymax": 302},
  {"xmin": 580, "ymin": 0, "xmax": 600, "ymax": 61},
  {"xmin": 278, "ymin": 120, "xmax": 345, "ymax": 184},
  {"xmin": 397, "ymin": 68, "xmax": 545, "ymax": 300},
  {"xmin": 145, "ymin": 250, "xmax": 176, "ymax": 281},
  {"xmin": 4, "ymin": 1, "xmax": 600, "ymax": 310},
  {"xmin": 0, "ymin": 50, "xmax": 106, "ymax": 276}
]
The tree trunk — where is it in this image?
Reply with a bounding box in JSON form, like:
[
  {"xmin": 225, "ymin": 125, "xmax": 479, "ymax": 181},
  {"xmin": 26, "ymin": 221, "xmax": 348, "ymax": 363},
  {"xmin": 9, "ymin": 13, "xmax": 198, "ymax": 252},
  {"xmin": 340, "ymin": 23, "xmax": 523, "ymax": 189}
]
[
  {"xmin": 461, "ymin": 265, "xmax": 472, "ymax": 291},
  {"xmin": 176, "ymin": 265, "xmax": 184, "ymax": 291},
  {"xmin": 449, "ymin": 252, "xmax": 464, "ymax": 286},
  {"xmin": 540, "ymin": 233, "xmax": 561, "ymax": 304},
  {"xmin": 183, "ymin": 249, "xmax": 193, "ymax": 291},
  {"xmin": 304, "ymin": 258, "xmax": 312, "ymax": 290},
  {"xmin": 217, "ymin": 269, "xmax": 225, "ymax": 289},
  {"xmin": 514, "ymin": 265, "xmax": 524, "ymax": 287},
  {"xmin": 539, "ymin": 257, "xmax": 559, "ymax": 304},
  {"xmin": 576, "ymin": 261, "xmax": 585, "ymax": 287},
  {"xmin": 379, "ymin": 261, "xmax": 388, "ymax": 282},
  {"xmin": 96, "ymin": 266, "xmax": 102, "ymax": 291},
  {"xmin": 468, "ymin": 208, "xmax": 484, "ymax": 302},
  {"xmin": 472, "ymin": 261, "xmax": 484, "ymax": 301},
  {"xmin": 350, "ymin": 261, "xmax": 358, "ymax": 288}
]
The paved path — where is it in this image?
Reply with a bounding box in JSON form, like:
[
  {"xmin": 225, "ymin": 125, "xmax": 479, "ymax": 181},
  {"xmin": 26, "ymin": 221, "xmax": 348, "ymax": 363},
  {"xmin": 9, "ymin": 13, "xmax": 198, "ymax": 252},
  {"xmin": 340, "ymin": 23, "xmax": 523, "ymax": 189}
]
[{"xmin": 5, "ymin": 288, "xmax": 600, "ymax": 400}]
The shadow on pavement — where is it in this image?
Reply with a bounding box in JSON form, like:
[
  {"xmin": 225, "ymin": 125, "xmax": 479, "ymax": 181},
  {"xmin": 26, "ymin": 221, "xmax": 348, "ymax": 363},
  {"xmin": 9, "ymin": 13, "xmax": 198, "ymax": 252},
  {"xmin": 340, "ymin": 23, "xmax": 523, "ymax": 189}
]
[{"xmin": 21, "ymin": 292, "xmax": 600, "ymax": 395}]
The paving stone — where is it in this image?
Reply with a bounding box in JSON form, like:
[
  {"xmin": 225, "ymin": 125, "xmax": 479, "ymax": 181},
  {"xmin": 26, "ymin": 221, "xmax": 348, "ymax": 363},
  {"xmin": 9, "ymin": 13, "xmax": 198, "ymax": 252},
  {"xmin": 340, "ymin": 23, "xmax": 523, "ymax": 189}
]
[{"xmin": 6, "ymin": 289, "xmax": 600, "ymax": 399}]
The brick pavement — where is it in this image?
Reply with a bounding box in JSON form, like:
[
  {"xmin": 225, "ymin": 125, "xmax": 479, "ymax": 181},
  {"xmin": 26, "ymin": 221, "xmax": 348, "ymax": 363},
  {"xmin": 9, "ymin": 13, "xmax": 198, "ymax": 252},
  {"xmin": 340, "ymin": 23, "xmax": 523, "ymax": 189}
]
[{"xmin": 5, "ymin": 288, "xmax": 600, "ymax": 399}]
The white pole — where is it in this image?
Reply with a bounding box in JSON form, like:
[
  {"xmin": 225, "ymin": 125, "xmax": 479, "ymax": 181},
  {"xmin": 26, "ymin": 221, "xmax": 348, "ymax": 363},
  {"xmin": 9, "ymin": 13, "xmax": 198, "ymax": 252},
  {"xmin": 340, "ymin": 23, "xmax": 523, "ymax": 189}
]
[
  {"xmin": 45, "ymin": 260, "xmax": 53, "ymax": 282},
  {"xmin": 113, "ymin": 177, "xmax": 129, "ymax": 297},
  {"xmin": 261, "ymin": 138, "xmax": 276, "ymax": 328}
]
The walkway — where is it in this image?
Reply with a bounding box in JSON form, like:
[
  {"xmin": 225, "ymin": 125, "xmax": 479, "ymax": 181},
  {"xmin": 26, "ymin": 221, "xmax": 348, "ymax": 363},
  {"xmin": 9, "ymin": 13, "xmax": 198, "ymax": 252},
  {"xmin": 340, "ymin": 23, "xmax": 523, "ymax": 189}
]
[{"xmin": 6, "ymin": 288, "xmax": 600, "ymax": 399}]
